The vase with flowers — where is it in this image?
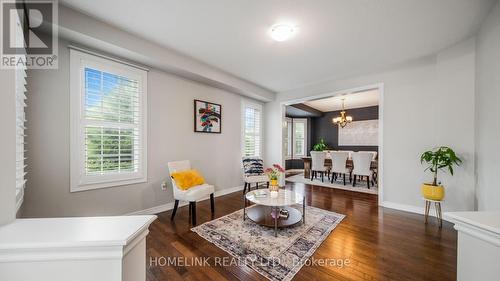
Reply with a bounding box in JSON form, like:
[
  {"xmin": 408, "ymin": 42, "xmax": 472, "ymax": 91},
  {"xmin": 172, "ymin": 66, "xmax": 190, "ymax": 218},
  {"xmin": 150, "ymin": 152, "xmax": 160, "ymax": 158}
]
[{"xmin": 265, "ymin": 164, "xmax": 285, "ymax": 192}]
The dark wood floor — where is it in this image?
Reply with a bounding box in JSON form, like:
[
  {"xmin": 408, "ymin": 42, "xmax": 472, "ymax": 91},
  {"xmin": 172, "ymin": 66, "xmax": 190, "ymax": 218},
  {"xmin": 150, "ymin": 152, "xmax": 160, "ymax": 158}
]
[{"xmin": 146, "ymin": 182, "xmax": 457, "ymax": 281}]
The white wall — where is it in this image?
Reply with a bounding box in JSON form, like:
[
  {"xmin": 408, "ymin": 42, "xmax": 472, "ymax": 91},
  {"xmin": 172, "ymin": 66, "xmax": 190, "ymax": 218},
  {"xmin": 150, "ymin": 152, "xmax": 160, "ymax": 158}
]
[
  {"xmin": 22, "ymin": 38, "xmax": 257, "ymax": 217},
  {"xmin": 263, "ymin": 102, "xmax": 285, "ymax": 167},
  {"xmin": 0, "ymin": 69, "xmax": 17, "ymax": 225},
  {"xmin": 267, "ymin": 38, "xmax": 476, "ymax": 213},
  {"xmin": 475, "ymin": 0, "xmax": 500, "ymax": 211}
]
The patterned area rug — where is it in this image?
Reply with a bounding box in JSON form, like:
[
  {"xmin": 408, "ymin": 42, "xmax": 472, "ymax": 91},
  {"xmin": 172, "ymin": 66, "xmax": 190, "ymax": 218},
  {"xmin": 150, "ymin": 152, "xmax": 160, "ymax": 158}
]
[
  {"xmin": 286, "ymin": 173, "xmax": 378, "ymax": 195},
  {"xmin": 191, "ymin": 205, "xmax": 345, "ymax": 281}
]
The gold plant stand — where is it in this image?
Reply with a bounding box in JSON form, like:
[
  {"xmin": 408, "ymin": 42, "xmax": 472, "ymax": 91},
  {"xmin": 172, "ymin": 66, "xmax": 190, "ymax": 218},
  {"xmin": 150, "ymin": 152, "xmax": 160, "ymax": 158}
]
[{"xmin": 423, "ymin": 198, "xmax": 443, "ymax": 228}]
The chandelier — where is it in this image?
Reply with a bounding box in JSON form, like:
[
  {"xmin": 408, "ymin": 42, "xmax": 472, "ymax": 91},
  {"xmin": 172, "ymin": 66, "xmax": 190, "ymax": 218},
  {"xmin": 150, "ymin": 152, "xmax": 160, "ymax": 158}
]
[{"xmin": 332, "ymin": 98, "xmax": 353, "ymax": 128}]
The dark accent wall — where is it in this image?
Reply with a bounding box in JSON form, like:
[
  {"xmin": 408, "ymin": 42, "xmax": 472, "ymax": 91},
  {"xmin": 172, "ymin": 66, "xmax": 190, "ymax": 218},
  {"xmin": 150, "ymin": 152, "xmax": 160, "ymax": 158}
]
[
  {"xmin": 310, "ymin": 106, "xmax": 379, "ymax": 153},
  {"xmin": 285, "ymin": 159, "xmax": 304, "ymax": 170}
]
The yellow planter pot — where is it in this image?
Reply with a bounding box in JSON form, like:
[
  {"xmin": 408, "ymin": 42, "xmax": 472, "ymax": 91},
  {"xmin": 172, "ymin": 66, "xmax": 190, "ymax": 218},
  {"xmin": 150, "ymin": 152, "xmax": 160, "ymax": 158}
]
[
  {"xmin": 421, "ymin": 184, "xmax": 445, "ymax": 201},
  {"xmin": 270, "ymin": 179, "xmax": 278, "ymax": 186}
]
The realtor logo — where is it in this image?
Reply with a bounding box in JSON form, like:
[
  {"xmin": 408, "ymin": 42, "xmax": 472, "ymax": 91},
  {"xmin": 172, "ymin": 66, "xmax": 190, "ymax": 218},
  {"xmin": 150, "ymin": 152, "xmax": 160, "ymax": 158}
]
[{"xmin": 1, "ymin": 0, "xmax": 58, "ymax": 69}]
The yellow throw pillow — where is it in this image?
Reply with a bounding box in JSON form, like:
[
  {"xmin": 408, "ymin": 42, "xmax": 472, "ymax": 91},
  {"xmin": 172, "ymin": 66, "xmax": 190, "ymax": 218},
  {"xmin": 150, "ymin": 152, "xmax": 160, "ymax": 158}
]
[{"xmin": 170, "ymin": 169, "xmax": 205, "ymax": 190}]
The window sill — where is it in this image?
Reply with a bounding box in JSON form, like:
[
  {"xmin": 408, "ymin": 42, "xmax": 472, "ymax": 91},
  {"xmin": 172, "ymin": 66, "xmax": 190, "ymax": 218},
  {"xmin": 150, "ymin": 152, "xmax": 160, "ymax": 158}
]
[
  {"xmin": 71, "ymin": 177, "xmax": 147, "ymax": 193},
  {"xmin": 285, "ymin": 156, "xmax": 306, "ymax": 160}
]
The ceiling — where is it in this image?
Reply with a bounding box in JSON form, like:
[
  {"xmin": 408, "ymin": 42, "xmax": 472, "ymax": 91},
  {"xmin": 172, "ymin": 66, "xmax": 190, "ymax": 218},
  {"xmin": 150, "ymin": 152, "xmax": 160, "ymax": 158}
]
[
  {"xmin": 61, "ymin": 0, "xmax": 496, "ymax": 92},
  {"xmin": 303, "ymin": 89, "xmax": 379, "ymax": 112}
]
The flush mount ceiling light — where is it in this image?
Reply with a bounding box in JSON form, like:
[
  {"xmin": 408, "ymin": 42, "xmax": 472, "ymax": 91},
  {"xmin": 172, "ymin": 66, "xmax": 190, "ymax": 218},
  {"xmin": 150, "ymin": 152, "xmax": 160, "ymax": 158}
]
[{"xmin": 269, "ymin": 23, "xmax": 295, "ymax": 42}]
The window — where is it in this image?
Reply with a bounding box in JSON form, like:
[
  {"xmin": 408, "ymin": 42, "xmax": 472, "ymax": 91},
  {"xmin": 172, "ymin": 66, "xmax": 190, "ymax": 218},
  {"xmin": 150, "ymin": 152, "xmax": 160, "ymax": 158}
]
[
  {"xmin": 70, "ymin": 49, "xmax": 148, "ymax": 192},
  {"xmin": 293, "ymin": 119, "xmax": 307, "ymax": 156},
  {"xmin": 284, "ymin": 118, "xmax": 292, "ymax": 158},
  {"xmin": 285, "ymin": 118, "xmax": 308, "ymax": 158},
  {"xmin": 14, "ymin": 12, "xmax": 27, "ymax": 211},
  {"xmin": 242, "ymin": 101, "xmax": 262, "ymax": 157}
]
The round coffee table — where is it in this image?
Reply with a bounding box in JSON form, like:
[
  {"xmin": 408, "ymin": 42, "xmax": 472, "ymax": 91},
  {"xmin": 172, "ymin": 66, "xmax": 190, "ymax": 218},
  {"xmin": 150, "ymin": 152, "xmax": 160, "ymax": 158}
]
[{"xmin": 244, "ymin": 189, "xmax": 305, "ymax": 237}]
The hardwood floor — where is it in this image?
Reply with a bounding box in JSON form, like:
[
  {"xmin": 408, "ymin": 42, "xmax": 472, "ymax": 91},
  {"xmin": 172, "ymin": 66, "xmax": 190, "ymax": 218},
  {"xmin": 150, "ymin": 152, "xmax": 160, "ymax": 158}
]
[{"xmin": 146, "ymin": 182, "xmax": 457, "ymax": 281}]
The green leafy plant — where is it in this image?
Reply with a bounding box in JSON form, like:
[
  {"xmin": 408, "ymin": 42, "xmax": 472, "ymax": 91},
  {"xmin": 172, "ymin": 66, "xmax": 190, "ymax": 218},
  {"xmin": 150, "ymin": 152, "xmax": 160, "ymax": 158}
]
[
  {"xmin": 313, "ymin": 138, "xmax": 328, "ymax": 151},
  {"xmin": 420, "ymin": 146, "xmax": 462, "ymax": 186}
]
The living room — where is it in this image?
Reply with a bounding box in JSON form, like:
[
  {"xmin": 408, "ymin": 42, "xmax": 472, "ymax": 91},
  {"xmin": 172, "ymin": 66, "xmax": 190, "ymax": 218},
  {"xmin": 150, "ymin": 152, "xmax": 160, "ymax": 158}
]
[{"xmin": 1, "ymin": 1, "xmax": 499, "ymax": 281}]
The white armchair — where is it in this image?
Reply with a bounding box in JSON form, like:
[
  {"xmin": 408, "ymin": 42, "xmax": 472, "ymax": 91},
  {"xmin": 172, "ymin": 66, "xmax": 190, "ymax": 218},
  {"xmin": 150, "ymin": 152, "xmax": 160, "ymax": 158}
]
[
  {"xmin": 330, "ymin": 151, "xmax": 351, "ymax": 185},
  {"xmin": 351, "ymin": 152, "xmax": 374, "ymax": 189},
  {"xmin": 167, "ymin": 160, "xmax": 215, "ymax": 225},
  {"xmin": 242, "ymin": 157, "xmax": 269, "ymax": 194}
]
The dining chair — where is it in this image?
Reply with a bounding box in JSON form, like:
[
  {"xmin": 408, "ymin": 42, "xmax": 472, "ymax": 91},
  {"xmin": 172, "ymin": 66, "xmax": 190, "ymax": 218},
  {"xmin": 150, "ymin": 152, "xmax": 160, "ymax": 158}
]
[
  {"xmin": 330, "ymin": 151, "xmax": 351, "ymax": 185},
  {"xmin": 324, "ymin": 150, "xmax": 334, "ymax": 178},
  {"xmin": 310, "ymin": 151, "xmax": 328, "ymax": 182},
  {"xmin": 242, "ymin": 157, "xmax": 269, "ymax": 194},
  {"xmin": 167, "ymin": 160, "xmax": 215, "ymax": 225},
  {"xmin": 359, "ymin": 151, "xmax": 378, "ymax": 161},
  {"xmin": 351, "ymin": 152, "xmax": 374, "ymax": 188},
  {"xmin": 338, "ymin": 150, "xmax": 354, "ymax": 160},
  {"xmin": 358, "ymin": 151, "xmax": 378, "ymax": 182}
]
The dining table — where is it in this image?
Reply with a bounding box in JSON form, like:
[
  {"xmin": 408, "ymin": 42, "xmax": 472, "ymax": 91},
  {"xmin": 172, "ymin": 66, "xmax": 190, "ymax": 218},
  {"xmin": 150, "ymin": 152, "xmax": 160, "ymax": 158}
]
[{"xmin": 301, "ymin": 157, "xmax": 378, "ymax": 179}]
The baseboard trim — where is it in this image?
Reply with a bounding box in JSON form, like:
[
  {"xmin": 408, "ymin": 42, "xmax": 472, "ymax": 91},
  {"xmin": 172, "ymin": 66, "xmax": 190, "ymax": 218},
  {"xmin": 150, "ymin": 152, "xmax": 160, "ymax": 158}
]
[
  {"xmin": 126, "ymin": 185, "xmax": 244, "ymax": 215},
  {"xmin": 381, "ymin": 201, "xmax": 450, "ymax": 222},
  {"xmin": 215, "ymin": 185, "xmax": 245, "ymax": 197}
]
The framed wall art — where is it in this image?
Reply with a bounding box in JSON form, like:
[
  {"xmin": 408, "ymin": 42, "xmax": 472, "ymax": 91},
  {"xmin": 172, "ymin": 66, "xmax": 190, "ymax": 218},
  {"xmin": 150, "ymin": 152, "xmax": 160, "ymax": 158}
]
[{"xmin": 194, "ymin": 99, "xmax": 222, "ymax": 133}]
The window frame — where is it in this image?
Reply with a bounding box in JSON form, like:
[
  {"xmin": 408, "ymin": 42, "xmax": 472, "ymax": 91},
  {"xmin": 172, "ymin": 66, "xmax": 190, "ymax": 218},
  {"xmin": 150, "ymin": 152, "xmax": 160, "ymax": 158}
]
[
  {"xmin": 285, "ymin": 118, "xmax": 308, "ymax": 159},
  {"xmin": 70, "ymin": 49, "xmax": 148, "ymax": 192},
  {"xmin": 241, "ymin": 100, "xmax": 263, "ymax": 158}
]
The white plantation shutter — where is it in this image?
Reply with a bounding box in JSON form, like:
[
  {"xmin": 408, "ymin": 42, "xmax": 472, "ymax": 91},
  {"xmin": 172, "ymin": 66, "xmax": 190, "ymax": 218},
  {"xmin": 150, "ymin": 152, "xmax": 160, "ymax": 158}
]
[
  {"xmin": 15, "ymin": 63, "xmax": 27, "ymax": 209},
  {"xmin": 284, "ymin": 118, "xmax": 292, "ymax": 158},
  {"xmin": 70, "ymin": 49, "xmax": 148, "ymax": 192},
  {"xmin": 285, "ymin": 118, "xmax": 308, "ymax": 158},
  {"xmin": 242, "ymin": 102, "xmax": 262, "ymax": 157},
  {"xmin": 293, "ymin": 119, "xmax": 307, "ymax": 157},
  {"xmin": 83, "ymin": 68, "xmax": 140, "ymax": 174},
  {"xmin": 14, "ymin": 13, "xmax": 27, "ymax": 210}
]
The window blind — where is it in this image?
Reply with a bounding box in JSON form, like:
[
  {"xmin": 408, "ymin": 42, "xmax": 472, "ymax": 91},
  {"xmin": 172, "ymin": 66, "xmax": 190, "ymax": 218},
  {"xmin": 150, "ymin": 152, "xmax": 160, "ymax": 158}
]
[
  {"xmin": 243, "ymin": 103, "xmax": 262, "ymax": 157},
  {"xmin": 294, "ymin": 121, "xmax": 305, "ymax": 156},
  {"xmin": 83, "ymin": 68, "xmax": 141, "ymax": 175},
  {"xmin": 14, "ymin": 14, "xmax": 27, "ymax": 210},
  {"xmin": 285, "ymin": 118, "xmax": 292, "ymax": 157}
]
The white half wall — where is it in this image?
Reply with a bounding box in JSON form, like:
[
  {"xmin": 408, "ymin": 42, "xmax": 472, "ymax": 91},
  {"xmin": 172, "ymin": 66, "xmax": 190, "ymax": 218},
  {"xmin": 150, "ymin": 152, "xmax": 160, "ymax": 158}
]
[
  {"xmin": 22, "ymin": 38, "xmax": 258, "ymax": 217},
  {"xmin": 268, "ymin": 38, "xmax": 477, "ymax": 213},
  {"xmin": 475, "ymin": 0, "xmax": 500, "ymax": 211}
]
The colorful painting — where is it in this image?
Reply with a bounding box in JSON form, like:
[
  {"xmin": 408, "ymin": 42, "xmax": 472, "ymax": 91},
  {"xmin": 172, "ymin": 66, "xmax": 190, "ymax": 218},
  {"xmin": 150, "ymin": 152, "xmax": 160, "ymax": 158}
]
[{"xmin": 194, "ymin": 99, "xmax": 222, "ymax": 133}]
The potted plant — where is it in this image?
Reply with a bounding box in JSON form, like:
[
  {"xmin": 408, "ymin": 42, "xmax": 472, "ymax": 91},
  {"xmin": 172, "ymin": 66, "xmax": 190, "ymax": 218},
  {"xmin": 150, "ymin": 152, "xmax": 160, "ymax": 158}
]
[
  {"xmin": 313, "ymin": 138, "xmax": 328, "ymax": 151},
  {"xmin": 420, "ymin": 146, "xmax": 462, "ymax": 200}
]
